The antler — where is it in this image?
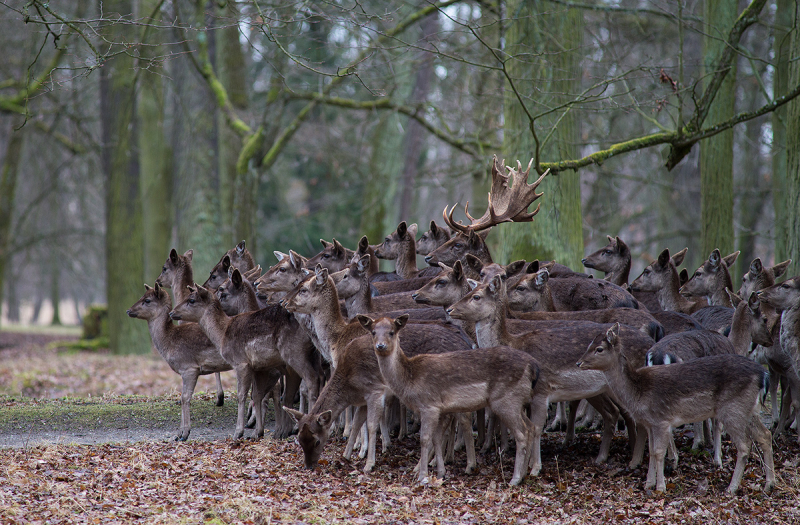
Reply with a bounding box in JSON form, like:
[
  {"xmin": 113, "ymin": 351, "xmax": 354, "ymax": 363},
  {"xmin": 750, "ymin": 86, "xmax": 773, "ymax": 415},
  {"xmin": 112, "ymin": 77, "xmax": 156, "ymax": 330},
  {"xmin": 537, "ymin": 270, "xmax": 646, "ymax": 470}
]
[{"xmin": 443, "ymin": 156, "xmax": 548, "ymax": 234}]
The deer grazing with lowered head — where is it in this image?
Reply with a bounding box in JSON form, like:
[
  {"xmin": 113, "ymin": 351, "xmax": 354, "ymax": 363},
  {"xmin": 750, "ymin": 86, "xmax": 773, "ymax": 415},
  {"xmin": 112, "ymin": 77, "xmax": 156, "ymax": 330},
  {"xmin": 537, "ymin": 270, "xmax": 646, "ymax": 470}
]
[
  {"xmin": 155, "ymin": 248, "xmax": 226, "ymax": 407},
  {"xmin": 170, "ymin": 284, "xmax": 322, "ymax": 440},
  {"xmin": 358, "ymin": 314, "xmax": 539, "ymax": 485},
  {"xmin": 281, "ymin": 267, "xmax": 473, "ymax": 472},
  {"xmin": 577, "ymin": 323, "xmax": 774, "ymax": 494},
  {"xmin": 127, "ymin": 283, "xmax": 237, "ymax": 441}
]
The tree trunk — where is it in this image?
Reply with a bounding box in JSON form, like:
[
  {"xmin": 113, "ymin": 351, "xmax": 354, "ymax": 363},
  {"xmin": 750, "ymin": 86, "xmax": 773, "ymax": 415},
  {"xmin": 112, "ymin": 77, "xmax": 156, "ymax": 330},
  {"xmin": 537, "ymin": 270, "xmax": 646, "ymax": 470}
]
[
  {"xmin": 0, "ymin": 121, "xmax": 23, "ymax": 327},
  {"xmin": 138, "ymin": 0, "xmax": 172, "ymax": 283},
  {"xmin": 493, "ymin": 0, "xmax": 584, "ymax": 269},
  {"xmin": 699, "ymin": 0, "xmax": 736, "ymax": 259},
  {"xmin": 784, "ymin": 2, "xmax": 800, "ymax": 277},
  {"xmin": 101, "ymin": 0, "xmax": 149, "ymax": 353},
  {"xmin": 773, "ymin": 0, "xmax": 792, "ymax": 264}
]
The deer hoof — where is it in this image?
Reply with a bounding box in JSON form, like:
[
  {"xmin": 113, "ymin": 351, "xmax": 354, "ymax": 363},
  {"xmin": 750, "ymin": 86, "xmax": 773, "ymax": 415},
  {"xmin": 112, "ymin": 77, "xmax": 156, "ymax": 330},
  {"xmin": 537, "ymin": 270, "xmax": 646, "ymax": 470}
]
[{"xmin": 216, "ymin": 392, "xmax": 225, "ymax": 407}]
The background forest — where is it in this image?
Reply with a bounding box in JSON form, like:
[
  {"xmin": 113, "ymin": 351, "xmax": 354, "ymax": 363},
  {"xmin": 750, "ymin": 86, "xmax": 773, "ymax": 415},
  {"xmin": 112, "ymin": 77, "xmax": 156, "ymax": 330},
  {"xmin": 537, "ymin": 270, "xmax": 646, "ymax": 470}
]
[{"xmin": 0, "ymin": 0, "xmax": 799, "ymax": 354}]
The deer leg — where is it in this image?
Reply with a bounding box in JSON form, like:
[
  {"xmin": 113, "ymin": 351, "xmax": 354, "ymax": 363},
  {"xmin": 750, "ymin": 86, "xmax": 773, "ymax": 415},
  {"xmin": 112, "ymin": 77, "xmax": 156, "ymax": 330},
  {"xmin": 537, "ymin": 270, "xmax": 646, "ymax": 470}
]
[
  {"xmin": 587, "ymin": 395, "xmax": 618, "ymax": 464},
  {"xmin": 748, "ymin": 417, "xmax": 775, "ymax": 493},
  {"xmin": 251, "ymin": 371, "xmax": 274, "ymax": 439},
  {"xmin": 630, "ymin": 422, "xmax": 647, "ymax": 469},
  {"xmin": 547, "ymin": 402, "xmax": 567, "ymax": 431},
  {"xmin": 433, "ymin": 416, "xmax": 448, "ymax": 479},
  {"xmin": 528, "ymin": 396, "xmax": 548, "ymax": 476},
  {"xmin": 563, "ymin": 400, "xmax": 580, "ymax": 445},
  {"xmin": 458, "ymin": 413, "xmax": 477, "ymax": 474},
  {"xmin": 177, "ymin": 371, "xmax": 199, "ymax": 441},
  {"xmin": 274, "ymin": 368, "xmax": 302, "ymax": 439},
  {"xmin": 691, "ymin": 421, "xmax": 705, "ymax": 450},
  {"xmin": 713, "ymin": 419, "xmax": 723, "ymax": 467},
  {"xmin": 214, "ymin": 372, "xmax": 225, "ymax": 407},
  {"xmin": 380, "ymin": 396, "xmax": 392, "ymax": 454},
  {"xmin": 398, "ymin": 405, "xmax": 408, "ymax": 439},
  {"xmin": 234, "ymin": 366, "xmax": 254, "ymax": 440},
  {"xmin": 443, "ymin": 414, "xmax": 456, "ymax": 465},
  {"xmin": 343, "ymin": 406, "xmax": 353, "ymax": 438},
  {"xmin": 363, "ymin": 395, "xmax": 384, "ymax": 473},
  {"xmin": 651, "ymin": 427, "xmax": 670, "ymax": 492},
  {"xmin": 644, "ymin": 427, "xmax": 657, "ymax": 489},
  {"xmin": 358, "ymin": 421, "xmax": 369, "ymax": 459},
  {"xmin": 481, "ymin": 409, "xmax": 497, "ymax": 454},
  {"xmin": 494, "ymin": 404, "xmax": 531, "ymax": 487},
  {"xmin": 344, "ymin": 406, "xmax": 367, "ymax": 459},
  {"xmin": 476, "ymin": 408, "xmax": 486, "ymax": 447}
]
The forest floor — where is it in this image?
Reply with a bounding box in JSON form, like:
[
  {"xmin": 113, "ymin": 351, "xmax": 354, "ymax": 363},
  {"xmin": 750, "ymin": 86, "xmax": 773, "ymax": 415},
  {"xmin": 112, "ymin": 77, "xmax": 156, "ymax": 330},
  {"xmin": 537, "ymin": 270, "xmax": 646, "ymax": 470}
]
[{"xmin": 1, "ymin": 328, "xmax": 799, "ymax": 524}]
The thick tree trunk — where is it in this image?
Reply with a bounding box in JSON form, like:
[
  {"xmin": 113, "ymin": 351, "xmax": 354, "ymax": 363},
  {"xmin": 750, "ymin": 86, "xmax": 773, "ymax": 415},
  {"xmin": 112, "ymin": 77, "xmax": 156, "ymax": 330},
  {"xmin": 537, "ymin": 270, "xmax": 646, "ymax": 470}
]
[
  {"xmin": 101, "ymin": 0, "xmax": 149, "ymax": 353},
  {"xmin": 0, "ymin": 122, "xmax": 23, "ymax": 327},
  {"xmin": 494, "ymin": 0, "xmax": 584, "ymax": 269},
  {"xmin": 699, "ymin": 0, "xmax": 736, "ymax": 258},
  {"xmin": 138, "ymin": 0, "xmax": 172, "ymax": 283},
  {"xmin": 773, "ymin": 0, "xmax": 792, "ymax": 264},
  {"xmin": 785, "ymin": 2, "xmax": 800, "ymax": 277}
]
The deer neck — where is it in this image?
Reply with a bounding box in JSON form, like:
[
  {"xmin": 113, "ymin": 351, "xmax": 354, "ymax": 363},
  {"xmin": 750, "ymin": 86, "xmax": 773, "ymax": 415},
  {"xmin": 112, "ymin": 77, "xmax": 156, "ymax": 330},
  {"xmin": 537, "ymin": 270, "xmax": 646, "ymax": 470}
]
[
  {"xmin": 601, "ymin": 353, "xmax": 644, "ymax": 418},
  {"xmin": 655, "ymin": 273, "xmax": 694, "ymax": 313},
  {"xmin": 375, "ymin": 344, "xmax": 413, "ymax": 398},
  {"xmin": 727, "ymin": 305, "xmax": 752, "ymax": 356},
  {"xmin": 708, "ymin": 286, "xmax": 732, "ymax": 308},
  {"xmin": 474, "ymin": 302, "xmax": 510, "ymax": 349},
  {"xmin": 308, "ymin": 292, "xmax": 350, "ymax": 367},
  {"xmin": 309, "ymin": 371, "xmax": 353, "ymax": 423},
  {"xmin": 779, "ymin": 307, "xmax": 800, "ymax": 353},
  {"xmin": 146, "ymin": 309, "xmax": 177, "ymax": 359},
  {"xmin": 539, "ymin": 286, "xmax": 556, "ymax": 312},
  {"xmin": 604, "ymin": 265, "xmax": 630, "ymax": 287},
  {"xmin": 395, "ymin": 239, "xmax": 419, "ymax": 279},
  {"xmin": 197, "ymin": 302, "xmax": 232, "ymax": 351},
  {"xmin": 344, "ymin": 280, "xmax": 372, "ymax": 319},
  {"xmin": 171, "ymin": 265, "xmax": 195, "ymax": 304}
]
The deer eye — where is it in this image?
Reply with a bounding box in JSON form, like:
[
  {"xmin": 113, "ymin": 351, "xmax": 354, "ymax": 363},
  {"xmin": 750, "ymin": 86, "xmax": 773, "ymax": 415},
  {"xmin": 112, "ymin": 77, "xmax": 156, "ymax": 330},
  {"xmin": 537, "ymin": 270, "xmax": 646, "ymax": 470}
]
[
  {"xmin": 188, "ymin": 298, "xmax": 195, "ymax": 304},
  {"xmin": 603, "ymin": 250, "xmax": 612, "ymax": 255},
  {"xmin": 323, "ymin": 254, "xmax": 330, "ymax": 259},
  {"xmin": 472, "ymin": 295, "xmax": 480, "ymax": 301},
  {"xmin": 515, "ymin": 286, "xmax": 525, "ymax": 291},
  {"xmin": 389, "ymin": 331, "xmax": 395, "ymax": 337},
  {"xmin": 742, "ymin": 276, "xmax": 747, "ymax": 282},
  {"xmin": 596, "ymin": 346, "xmax": 604, "ymax": 353},
  {"xmin": 479, "ymin": 272, "xmax": 485, "ymax": 278},
  {"xmin": 144, "ymin": 299, "xmax": 151, "ymax": 304},
  {"xmin": 694, "ymin": 271, "xmax": 701, "ymax": 278},
  {"xmin": 643, "ymin": 269, "xmax": 650, "ymax": 275},
  {"xmin": 436, "ymin": 279, "xmax": 447, "ymax": 286},
  {"xmin": 279, "ymin": 267, "xmax": 286, "ymax": 272},
  {"xmin": 455, "ymin": 243, "xmax": 464, "ymax": 249},
  {"xmin": 162, "ymin": 266, "xmax": 167, "ymax": 272},
  {"xmin": 385, "ymin": 237, "xmax": 391, "ymax": 243}
]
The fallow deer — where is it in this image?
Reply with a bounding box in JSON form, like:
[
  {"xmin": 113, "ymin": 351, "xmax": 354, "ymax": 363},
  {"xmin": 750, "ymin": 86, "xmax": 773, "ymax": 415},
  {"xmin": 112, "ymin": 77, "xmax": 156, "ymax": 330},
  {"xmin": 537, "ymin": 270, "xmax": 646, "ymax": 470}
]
[
  {"xmin": 202, "ymin": 240, "xmax": 255, "ymax": 290},
  {"xmin": 577, "ymin": 323, "xmax": 774, "ymax": 494},
  {"xmin": 170, "ymin": 284, "xmax": 322, "ymax": 440},
  {"xmin": 374, "ymin": 221, "xmax": 440, "ymax": 280},
  {"xmin": 281, "ymin": 267, "xmax": 472, "ymax": 471},
  {"xmin": 127, "ymin": 284, "xmax": 236, "ymax": 441},
  {"xmin": 359, "ymin": 314, "xmax": 539, "ymax": 486},
  {"xmin": 581, "ymin": 235, "xmax": 661, "ymax": 312},
  {"xmin": 630, "ymin": 248, "xmax": 706, "ymax": 314},
  {"xmin": 740, "ymin": 257, "xmax": 792, "ymax": 299},
  {"xmin": 758, "ymin": 275, "xmax": 800, "ymax": 441},
  {"xmin": 680, "ymin": 249, "xmax": 740, "ymax": 307},
  {"xmin": 305, "ymin": 238, "xmax": 355, "ymax": 272},
  {"xmin": 447, "ymin": 274, "xmax": 655, "ymax": 476},
  {"xmin": 415, "ymin": 220, "xmax": 451, "ymax": 256},
  {"xmin": 155, "ymin": 248, "xmax": 226, "ymax": 407}
]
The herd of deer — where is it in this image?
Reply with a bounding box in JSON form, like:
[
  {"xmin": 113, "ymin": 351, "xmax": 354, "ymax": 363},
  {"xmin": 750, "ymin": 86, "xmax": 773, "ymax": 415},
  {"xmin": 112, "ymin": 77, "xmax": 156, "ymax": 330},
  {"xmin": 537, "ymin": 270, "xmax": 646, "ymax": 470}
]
[{"xmin": 126, "ymin": 156, "xmax": 800, "ymax": 495}]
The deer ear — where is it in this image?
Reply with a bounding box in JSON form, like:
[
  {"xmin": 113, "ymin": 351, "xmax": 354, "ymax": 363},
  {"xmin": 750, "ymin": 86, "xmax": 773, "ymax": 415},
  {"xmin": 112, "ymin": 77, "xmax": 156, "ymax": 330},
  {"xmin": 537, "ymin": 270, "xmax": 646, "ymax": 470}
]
[
  {"xmin": 395, "ymin": 314, "xmax": 409, "ymax": 331},
  {"xmin": 184, "ymin": 249, "xmax": 193, "ymax": 261},
  {"xmin": 723, "ymin": 250, "xmax": 739, "ymax": 268},
  {"xmin": 317, "ymin": 410, "xmax": 333, "ymax": 427},
  {"xmin": 606, "ymin": 323, "xmax": 620, "ymax": 345},
  {"xmin": 452, "ymin": 260, "xmax": 463, "ymax": 280},
  {"xmin": 430, "ymin": 220, "xmax": 439, "ymax": 234},
  {"xmin": 657, "ymin": 249, "xmax": 671, "ymax": 268},
  {"xmin": 169, "ymin": 248, "xmax": 179, "ymax": 265},
  {"xmin": 467, "ymin": 279, "xmax": 479, "ymax": 291},
  {"xmin": 747, "ymin": 291, "xmax": 761, "ymax": 313},
  {"xmin": 145, "ymin": 283, "xmax": 153, "ymax": 291},
  {"xmin": 488, "ymin": 275, "xmax": 503, "ymax": 294},
  {"xmin": 301, "ymin": 268, "xmax": 312, "ymax": 276},
  {"xmin": 332, "ymin": 239, "xmax": 346, "ymax": 257},
  {"xmin": 274, "ymin": 251, "xmax": 288, "ymax": 262},
  {"xmin": 535, "ymin": 269, "xmax": 549, "ymax": 287},
  {"xmin": 679, "ymin": 269, "xmax": 689, "ymax": 287},
  {"xmin": 407, "ymin": 223, "xmax": 418, "ymax": 238},
  {"xmin": 749, "ymin": 258, "xmax": 762, "ymax": 276},
  {"xmin": 227, "ymin": 265, "xmax": 235, "ymax": 278},
  {"xmin": 232, "ymin": 268, "xmax": 243, "ymax": 287},
  {"xmin": 359, "ymin": 236, "xmax": 369, "ymax": 250},
  {"xmin": 671, "ymin": 248, "xmax": 687, "ymax": 267},
  {"xmin": 222, "ymin": 254, "xmax": 231, "ymax": 271},
  {"xmin": 197, "ymin": 283, "xmax": 210, "ymax": 299},
  {"xmin": 465, "ymin": 253, "xmax": 483, "ymax": 273},
  {"xmin": 320, "ymin": 239, "xmax": 331, "ymax": 248},
  {"xmin": 708, "ymin": 249, "xmax": 722, "ymax": 270},
  {"xmin": 773, "ymin": 259, "xmax": 792, "ymax": 278},
  {"xmin": 236, "ymin": 240, "xmax": 246, "ymax": 255},
  {"xmin": 397, "ymin": 221, "xmax": 407, "ymax": 239},
  {"xmin": 526, "ymin": 260, "xmax": 540, "ymax": 274},
  {"xmin": 356, "ymin": 314, "xmax": 375, "ymax": 331},
  {"xmin": 726, "ymin": 288, "xmax": 742, "ymax": 307},
  {"xmin": 283, "ymin": 407, "xmax": 304, "ymax": 424},
  {"xmin": 615, "ymin": 237, "xmax": 629, "ymax": 254},
  {"xmin": 606, "ymin": 235, "xmax": 614, "ymax": 244},
  {"xmin": 506, "ymin": 260, "xmax": 526, "ymax": 278},
  {"xmin": 357, "ymin": 254, "xmax": 370, "ymax": 273}
]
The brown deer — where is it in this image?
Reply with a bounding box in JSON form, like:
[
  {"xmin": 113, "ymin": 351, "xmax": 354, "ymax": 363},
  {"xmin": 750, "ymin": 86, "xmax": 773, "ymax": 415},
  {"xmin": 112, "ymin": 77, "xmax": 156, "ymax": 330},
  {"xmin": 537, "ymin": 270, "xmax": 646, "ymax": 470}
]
[
  {"xmin": 758, "ymin": 275, "xmax": 800, "ymax": 441},
  {"xmin": 217, "ymin": 267, "xmax": 262, "ymax": 316},
  {"xmin": 280, "ymin": 267, "xmax": 473, "ymax": 471},
  {"xmin": 127, "ymin": 284, "xmax": 237, "ymax": 441},
  {"xmin": 305, "ymin": 238, "xmax": 355, "ymax": 272},
  {"xmin": 739, "ymin": 257, "xmax": 792, "ymax": 299},
  {"xmin": 581, "ymin": 235, "xmax": 661, "ymax": 312},
  {"xmin": 680, "ymin": 249, "xmax": 740, "ymax": 307},
  {"xmin": 332, "ymin": 254, "xmax": 443, "ymax": 320},
  {"xmin": 358, "ymin": 314, "xmax": 539, "ymax": 486},
  {"xmin": 577, "ymin": 323, "xmax": 774, "ymax": 494},
  {"xmin": 155, "ymin": 248, "xmax": 226, "ymax": 407},
  {"xmin": 507, "ymin": 267, "xmax": 639, "ymax": 312},
  {"xmin": 170, "ymin": 284, "xmax": 322, "ymax": 440},
  {"xmin": 630, "ymin": 248, "xmax": 706, "ymax": 314},
  {"xmin": 374, "ymin": 222, "xmax": 440, "ymax": 279},
  {"xmin": 424, "ymin": 156, "xmax": 548, "ymax": 269},
  {"xmin": 415, "ymin": 220, "xmax": 451, "ymax": 256},
  {"xmin": 447, "ymin": 274, "xmax": 655, "ymax": 476},
  {"xmin": 202, "ymin": 240, "xmax": 255, "ymax": 290}
]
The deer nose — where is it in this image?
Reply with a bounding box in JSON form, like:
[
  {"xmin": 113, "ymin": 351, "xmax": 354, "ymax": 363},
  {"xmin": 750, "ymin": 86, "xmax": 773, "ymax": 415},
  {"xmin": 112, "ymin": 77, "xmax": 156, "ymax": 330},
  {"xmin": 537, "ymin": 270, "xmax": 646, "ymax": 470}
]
[
  {"xmin": 445, "ymin": 307, "xmax": 454, "ymax": 315},
  {"xmin": 126, "ymin": 309, "xmax": 134, "ymax": 317},
  {"xmin": 581, "ymin": 258, "xmax": 587, "ymax": 264},
  {"xmin": 411, "ymin": 293, "xmax": 418, "ymax": 300},
  {"xmin": 375, "ymin": 343, "xmax": 386, "ymax": 351},
  {"xmin": 424, "ymin": 256, "xmax": 433, "ymax": 264},
  {"xmin": 169, "ymin": 311, "xmax": 180, "ymax": 320}
]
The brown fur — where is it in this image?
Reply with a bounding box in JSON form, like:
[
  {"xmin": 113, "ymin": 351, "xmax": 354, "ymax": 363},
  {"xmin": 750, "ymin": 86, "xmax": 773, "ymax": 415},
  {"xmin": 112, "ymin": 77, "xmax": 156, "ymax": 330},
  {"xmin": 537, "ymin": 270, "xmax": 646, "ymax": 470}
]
[
  {"xmin": 203, "ymin": 240, "xmax": 255, "ymax": 290},
  {"xmin": 680, "ymin": 249, "xmax": 739, "ymax": 307},
  {"xmin": 630, "ymin": 248, "xmax": 706, "ymax": 314},
  {"xmin": 415, "ymin": 220, "xmax": 451, "ymax": 256},
  {"xmin": 305, "ymin": 238, "xmax": 355, "ymax": 272}
]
